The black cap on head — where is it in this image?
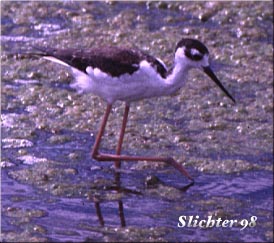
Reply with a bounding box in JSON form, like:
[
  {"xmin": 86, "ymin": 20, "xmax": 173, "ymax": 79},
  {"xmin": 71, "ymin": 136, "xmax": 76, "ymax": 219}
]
[{"xmin": 176, "ymin": 38, "xmax": 209, "ymax": 61}]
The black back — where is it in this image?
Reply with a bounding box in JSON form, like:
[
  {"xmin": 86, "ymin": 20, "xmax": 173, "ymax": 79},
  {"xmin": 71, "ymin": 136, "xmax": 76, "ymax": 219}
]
[{"xmin": 34, "ymin": 46, "xmax": 167, "ymax": 78}]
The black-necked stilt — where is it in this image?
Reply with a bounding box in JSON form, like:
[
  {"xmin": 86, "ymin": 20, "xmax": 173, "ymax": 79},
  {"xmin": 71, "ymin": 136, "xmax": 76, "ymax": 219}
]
[{"xmin": 32, "ymin": 38, "xmax": 235, "ymax": 183}]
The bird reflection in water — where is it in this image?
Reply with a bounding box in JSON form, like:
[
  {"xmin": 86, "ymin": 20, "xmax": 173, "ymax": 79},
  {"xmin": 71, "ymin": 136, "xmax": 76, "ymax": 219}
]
[
  {"xmin": 91, "ymin": 162, "xmax": 194, "ymax": 227},
  {"xmin": 92, "ymin": 169, "xmax": 141, "ymax": 227}
]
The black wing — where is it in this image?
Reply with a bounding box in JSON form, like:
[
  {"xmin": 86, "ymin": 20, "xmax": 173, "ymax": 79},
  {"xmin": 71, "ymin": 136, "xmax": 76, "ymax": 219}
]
[{"xmin": 33, "ymin": 46, "xmax": 167, "ymax": 78}]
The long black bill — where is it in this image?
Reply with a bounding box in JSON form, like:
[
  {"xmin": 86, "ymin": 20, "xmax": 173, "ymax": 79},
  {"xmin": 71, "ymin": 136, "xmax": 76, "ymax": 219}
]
[{"xmin": 203, "ymin": 66, "xmax": 235, "ymax": 103}]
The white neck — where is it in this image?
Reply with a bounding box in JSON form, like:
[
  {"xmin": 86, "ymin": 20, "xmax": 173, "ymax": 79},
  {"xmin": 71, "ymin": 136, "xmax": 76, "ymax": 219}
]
[{"xmin": 163, "ymin": 61, "xmax": 190, "ymax": 96}]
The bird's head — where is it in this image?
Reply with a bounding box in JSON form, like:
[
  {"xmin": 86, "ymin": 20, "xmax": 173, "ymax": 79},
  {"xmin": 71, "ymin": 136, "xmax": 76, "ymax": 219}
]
[{"xmin": 175, "ymin": 38, "xmax": 235, "ymax": 103}]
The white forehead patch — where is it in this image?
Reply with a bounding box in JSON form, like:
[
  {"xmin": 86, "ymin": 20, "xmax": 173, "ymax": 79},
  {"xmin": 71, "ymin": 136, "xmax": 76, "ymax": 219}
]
[
  {"xmin": 190, "ymin": 48, "xmax": 202, "ymax": 57},
  {"xmin": 175, "ymin": 47, "xmax": 185, "ymax": 58}
]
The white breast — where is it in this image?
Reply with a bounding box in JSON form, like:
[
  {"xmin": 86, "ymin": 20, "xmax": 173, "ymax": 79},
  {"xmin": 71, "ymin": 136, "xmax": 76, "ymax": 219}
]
[{"xmin": 70, "ymin": 60, "xmax": 168, "ymax": 104}]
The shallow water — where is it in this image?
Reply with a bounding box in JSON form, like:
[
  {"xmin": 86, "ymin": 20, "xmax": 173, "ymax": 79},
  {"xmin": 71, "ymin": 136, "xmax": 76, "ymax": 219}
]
[{"xmin": 1, "ymin": 1, "xmax": 273, "ymax": 242}]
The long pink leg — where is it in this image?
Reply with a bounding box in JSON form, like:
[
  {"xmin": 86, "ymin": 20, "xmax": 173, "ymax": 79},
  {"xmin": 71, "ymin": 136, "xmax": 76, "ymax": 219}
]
[
  {"xmin": 91, "ymin": 104, "xmax": 194, "ymax": 181},
  {"xmin": 91, "ymin": 104, "xmax": 112, "ymax": 158},
  {"xmin": 115, "ymin": 104, "xmax": 130, "ymax": 169}
]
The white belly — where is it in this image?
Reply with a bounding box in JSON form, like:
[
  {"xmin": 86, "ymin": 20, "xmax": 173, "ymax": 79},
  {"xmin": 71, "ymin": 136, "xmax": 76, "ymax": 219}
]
[{"xmin": 70, "ymin": 60, "xmax": 169, "ymax": 104}]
